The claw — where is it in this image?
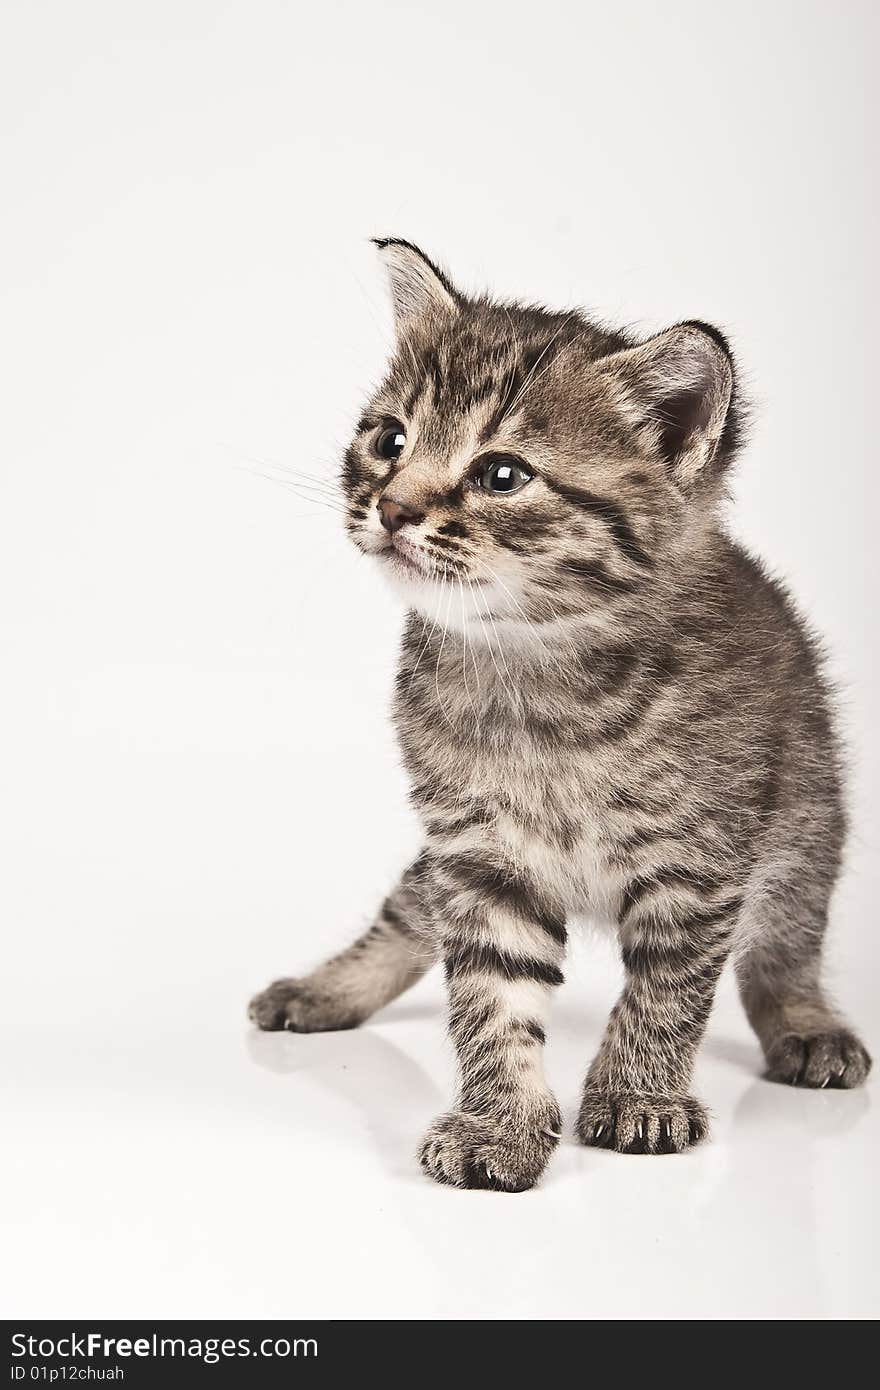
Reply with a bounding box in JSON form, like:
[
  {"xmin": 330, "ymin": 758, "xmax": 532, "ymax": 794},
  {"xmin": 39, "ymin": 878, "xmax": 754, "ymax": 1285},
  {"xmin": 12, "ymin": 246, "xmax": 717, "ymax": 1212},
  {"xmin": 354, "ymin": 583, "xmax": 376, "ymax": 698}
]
[
  {"xmin": 593, "ymin": 1122, "xmax": 605, "ymax": 1140},
  {"xmin": 543, "ymin": 1128, "xmax": 562, "ymax": 1139}
]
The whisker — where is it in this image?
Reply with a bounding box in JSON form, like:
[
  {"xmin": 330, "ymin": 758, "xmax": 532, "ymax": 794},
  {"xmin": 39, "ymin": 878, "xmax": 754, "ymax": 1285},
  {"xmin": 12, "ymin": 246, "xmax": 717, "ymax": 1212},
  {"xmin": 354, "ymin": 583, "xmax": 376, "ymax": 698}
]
[
  {"xmin": 239, "ymin": 466, "xmax": 349, "ymax": 515},
  {"xmin": 464, "ymin": 581, "xmax": 482, "ymax": 696},
  {"xmin": 470, "ymin": 557, "xmax": 577, "ymax": 671},
  {"xmin": 407, "ymin": 600, "xmax": 442, "ymax": 694},
  {"xmin": 433, "ymin": 565, "xmax": 456, "ymax": 731},
  {"xmin": 253, "ymin": 469, "xmax": 345, "ymax": 504},
  {"xmin": 498, "ymin": 314, "xmax": 577, "ymax": 425},
  {"xmin": 465, "ymin": 574, "xmax": 501, "ymax": 675},
  {"xmin": 494, "ymin": 307, "xmax": 524, "ymax": 421},
  {"xmin": 221, "ymin": 444, "xmax": 343, "ymax": 496},
  {"xmin": 458, "ymin": 577, "xmax": 480, "ymax": 723},
  {"xmin": 465, "ymin": 573, "xmax": 519, "ymax": 713}
]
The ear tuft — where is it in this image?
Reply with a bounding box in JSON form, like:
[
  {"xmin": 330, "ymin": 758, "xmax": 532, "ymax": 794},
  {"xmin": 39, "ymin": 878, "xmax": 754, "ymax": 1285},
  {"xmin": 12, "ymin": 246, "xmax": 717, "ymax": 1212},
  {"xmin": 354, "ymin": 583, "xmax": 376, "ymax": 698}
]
[
  {"xmin": 603, "ymin": 322, "xmax": 737, "ymax": 486},
  {"xmin": 372, "ymin": 237, "xmax": 459, "ymax": 334}
]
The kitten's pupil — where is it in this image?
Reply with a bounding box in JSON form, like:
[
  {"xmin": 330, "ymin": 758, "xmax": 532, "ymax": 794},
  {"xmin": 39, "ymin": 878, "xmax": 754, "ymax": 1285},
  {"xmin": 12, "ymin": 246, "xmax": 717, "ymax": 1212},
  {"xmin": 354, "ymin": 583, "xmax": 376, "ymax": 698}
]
[
  {"xmin": 376, "ymin": 424, "xmax": 406, "ymax": 461},
  {"xmin": 480, "ymin": 456, "xmax": 533, "ymax": 494}
]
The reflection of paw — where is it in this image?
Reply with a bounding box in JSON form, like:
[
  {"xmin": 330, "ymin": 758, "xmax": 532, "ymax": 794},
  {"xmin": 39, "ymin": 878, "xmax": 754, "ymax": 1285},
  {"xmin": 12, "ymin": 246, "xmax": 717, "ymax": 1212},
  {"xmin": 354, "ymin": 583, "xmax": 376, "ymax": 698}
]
[
  {"xmin": 247, "ymin": 978, "xmax": 362, "ymax": 1033},
  {"xmin": 576, "ymin": 1090, "xmax": 708, "ymax": 1154},
  {"xmin": 418, "ymin": 1106, "xmax": 560, "ymax": 1192},
  {"xmin": 765, "ymin": 1030, "xmax": 872, "ymax": 1089}
]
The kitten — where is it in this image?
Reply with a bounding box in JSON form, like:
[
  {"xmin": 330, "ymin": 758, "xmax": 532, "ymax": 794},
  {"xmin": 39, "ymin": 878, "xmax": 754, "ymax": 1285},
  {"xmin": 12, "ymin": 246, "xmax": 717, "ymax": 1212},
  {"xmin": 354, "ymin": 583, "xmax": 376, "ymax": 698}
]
[{"xmin": 250, "ymin": 240, "xmax": 871, "ymax": 1191}]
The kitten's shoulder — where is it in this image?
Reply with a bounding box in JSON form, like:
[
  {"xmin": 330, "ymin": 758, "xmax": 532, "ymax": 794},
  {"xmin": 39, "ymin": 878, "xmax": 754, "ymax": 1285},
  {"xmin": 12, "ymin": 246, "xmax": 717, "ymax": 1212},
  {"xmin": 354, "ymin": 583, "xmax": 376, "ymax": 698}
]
[{"xmin": 711, "ymin": 530, "xmax": 834, "ymax": 689}]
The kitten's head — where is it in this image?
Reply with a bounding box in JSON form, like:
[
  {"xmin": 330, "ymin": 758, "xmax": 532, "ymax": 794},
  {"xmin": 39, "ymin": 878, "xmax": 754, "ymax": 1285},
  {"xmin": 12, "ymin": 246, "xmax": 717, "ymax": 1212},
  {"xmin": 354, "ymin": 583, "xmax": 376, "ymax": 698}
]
[{"xmin": 343, "ymin": 240, "xmax": 741, "ymax": 639}]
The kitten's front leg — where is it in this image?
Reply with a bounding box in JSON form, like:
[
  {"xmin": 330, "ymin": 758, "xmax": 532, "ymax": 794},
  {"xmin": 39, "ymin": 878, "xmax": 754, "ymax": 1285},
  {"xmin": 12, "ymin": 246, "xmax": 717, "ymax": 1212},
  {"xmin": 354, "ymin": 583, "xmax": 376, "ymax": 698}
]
[
  {"xmin": 419, "ymin": 855, "xmax": 567, "ymax": 1192},
  {"xmin": 577, "ymin": 883, "xmax": 742, "ymax": 1154}
]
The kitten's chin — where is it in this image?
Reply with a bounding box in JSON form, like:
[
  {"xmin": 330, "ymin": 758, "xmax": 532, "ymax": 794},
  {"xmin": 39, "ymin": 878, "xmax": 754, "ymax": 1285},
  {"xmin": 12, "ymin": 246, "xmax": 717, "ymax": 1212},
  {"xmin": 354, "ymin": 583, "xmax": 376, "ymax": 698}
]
[{"xmin": 377, "ymin": 559, "xmax": 519, "ymax": 638}]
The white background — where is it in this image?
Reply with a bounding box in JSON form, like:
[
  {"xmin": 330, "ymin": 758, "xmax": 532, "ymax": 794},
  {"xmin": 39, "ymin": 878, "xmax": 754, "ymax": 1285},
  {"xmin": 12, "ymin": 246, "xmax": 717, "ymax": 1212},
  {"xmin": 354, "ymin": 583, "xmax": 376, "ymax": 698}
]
[{"xmin": 1, "ymin": 0, "xmax": 877, "ymax": 1319}]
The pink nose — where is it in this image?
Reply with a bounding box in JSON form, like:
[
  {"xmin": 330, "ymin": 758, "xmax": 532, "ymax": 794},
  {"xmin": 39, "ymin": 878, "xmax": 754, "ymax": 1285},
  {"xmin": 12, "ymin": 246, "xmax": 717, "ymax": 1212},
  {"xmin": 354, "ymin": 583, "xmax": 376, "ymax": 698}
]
[{"xmin": 377, "ymin": 496, "xmax": 425, "ymax": 533}]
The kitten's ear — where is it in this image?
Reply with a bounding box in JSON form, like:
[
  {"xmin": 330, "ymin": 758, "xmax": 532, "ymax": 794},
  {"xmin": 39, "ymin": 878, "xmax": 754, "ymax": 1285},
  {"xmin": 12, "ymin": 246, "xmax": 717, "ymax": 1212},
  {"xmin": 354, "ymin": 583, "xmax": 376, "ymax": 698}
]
[
  {"xmin": 601, "ymin": 323, "xmax": 737, "ymax": 486},
  {"xmin": 372, "ymin": 237, "xmax": 459, "ymax": 335}
]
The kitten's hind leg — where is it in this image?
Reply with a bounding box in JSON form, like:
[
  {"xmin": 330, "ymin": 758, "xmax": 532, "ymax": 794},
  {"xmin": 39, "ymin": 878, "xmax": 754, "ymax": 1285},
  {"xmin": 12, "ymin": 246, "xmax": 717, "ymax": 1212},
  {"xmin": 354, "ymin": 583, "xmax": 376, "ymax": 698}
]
[
  {"xmin": 249, "ymin": 855, "xmax": 436, "ymax": 1032},
  {"xmin": 736, "ymin": 869, "xmax": 871, "ymax": 1090}
]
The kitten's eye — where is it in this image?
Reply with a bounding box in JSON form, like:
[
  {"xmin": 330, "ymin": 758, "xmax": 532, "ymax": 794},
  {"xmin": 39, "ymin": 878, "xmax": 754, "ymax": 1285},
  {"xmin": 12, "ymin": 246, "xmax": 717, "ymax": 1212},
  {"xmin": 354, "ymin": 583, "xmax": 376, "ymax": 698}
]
[
  {"xmin": 476, "ymin": 455, "xmax": 533, "ymax": 494},
  {"xmin": 375, "ymin": 422, "xmax": 406, "ymax": 462}
]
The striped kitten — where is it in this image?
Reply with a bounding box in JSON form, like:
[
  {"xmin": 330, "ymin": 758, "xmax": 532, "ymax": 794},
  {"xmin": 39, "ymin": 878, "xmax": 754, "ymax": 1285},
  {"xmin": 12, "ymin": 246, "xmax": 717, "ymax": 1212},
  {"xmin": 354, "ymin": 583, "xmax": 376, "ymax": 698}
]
[{"xmin": 250, "ymin": 240, "xmax": 871, "ymax": 1191}]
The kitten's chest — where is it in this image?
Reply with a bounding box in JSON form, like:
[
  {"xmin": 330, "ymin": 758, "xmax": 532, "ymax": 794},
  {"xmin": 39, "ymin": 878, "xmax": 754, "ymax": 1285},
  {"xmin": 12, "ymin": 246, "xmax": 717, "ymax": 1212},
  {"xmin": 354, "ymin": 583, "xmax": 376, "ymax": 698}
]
[
  {"xmin": 402, "ymin": 711, "xmax": 619, "ymax": 915},
  {"xmin": 483, "ymin": 739, "xmax": 612, "ymax": 904}
]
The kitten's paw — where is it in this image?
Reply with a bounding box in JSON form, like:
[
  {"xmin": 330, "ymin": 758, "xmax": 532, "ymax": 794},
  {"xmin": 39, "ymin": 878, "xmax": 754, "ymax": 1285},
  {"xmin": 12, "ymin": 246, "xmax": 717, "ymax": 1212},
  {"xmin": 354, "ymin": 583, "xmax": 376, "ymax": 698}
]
[
  {"xmin": 248, "ymin": 978, "xmax": 362, "ymax": 1033},
  {"xmin": 418, "ymin": 1106, "xmax": 560, "ymax": 1193},
  {"xmin": 576, "ymin": 1091, "xmax": 708, "ymax": 1154},
  {"xmin": 765, "ymin": 1029, "xmax": 872, "ymax": 1089}
]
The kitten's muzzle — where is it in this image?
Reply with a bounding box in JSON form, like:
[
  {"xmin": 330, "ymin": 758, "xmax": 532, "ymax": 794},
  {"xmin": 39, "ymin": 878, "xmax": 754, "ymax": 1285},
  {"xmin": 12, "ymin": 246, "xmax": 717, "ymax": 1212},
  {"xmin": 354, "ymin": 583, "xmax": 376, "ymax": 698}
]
[{"xmin": 377, "ymin": 495, "xmax": 425, "ymax": 534}]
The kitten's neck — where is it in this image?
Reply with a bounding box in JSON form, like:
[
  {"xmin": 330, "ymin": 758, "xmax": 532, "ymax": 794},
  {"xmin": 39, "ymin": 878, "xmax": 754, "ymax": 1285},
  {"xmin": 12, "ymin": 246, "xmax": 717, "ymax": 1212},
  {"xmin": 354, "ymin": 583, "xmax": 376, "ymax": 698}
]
[{"xmin": 403, "ymin": 529, "xmax": 734, "ymax": 699}]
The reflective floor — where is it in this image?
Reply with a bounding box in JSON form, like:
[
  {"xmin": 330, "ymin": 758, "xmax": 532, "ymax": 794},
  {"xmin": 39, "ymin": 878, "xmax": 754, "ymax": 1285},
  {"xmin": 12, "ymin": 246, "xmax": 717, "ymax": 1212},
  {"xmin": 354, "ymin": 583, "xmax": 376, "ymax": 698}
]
[{"xmin": 3, "ymin": 944, "xmax": 875, "ymax": 1320}]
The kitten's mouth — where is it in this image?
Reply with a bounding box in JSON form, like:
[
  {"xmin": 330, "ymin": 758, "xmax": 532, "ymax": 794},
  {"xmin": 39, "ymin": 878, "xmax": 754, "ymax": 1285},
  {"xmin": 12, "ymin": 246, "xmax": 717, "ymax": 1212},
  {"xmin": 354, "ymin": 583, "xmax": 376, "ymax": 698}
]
[
  {"xmin": 379, "ymin": 539, "xmax": 429, "ymax": 579},
  {"xmin": 376, "ymin": 534, "xmax": 488, "ymax": 589},
  {"xmin": 379, "ymin": 536, "xmax": 452, "ymax": 582}
]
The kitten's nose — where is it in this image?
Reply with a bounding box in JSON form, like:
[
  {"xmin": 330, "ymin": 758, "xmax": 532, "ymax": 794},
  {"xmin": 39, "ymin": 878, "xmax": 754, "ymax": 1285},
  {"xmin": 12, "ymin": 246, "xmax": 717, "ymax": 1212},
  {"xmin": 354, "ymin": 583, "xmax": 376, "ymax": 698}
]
[{"xmin": 377, "ymin": 496, "xmax": 425, "ymax": 533}]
